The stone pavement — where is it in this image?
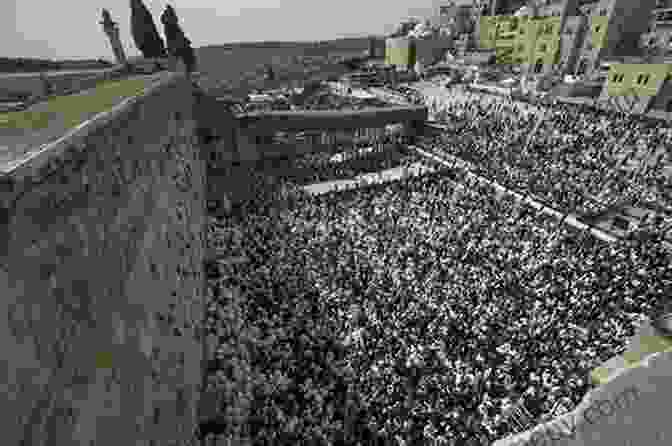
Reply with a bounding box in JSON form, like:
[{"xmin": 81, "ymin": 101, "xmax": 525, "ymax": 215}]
[{"xmin": 301, "ymin": 161, "xmax": 439, "ymax": 195}]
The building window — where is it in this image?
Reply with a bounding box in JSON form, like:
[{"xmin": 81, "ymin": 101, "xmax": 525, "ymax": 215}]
[
  {"xmin": 539, "ymin": 43, "xmax": 548, "ymax": 52},
  {"xmin": 577, "ymin": 59, "xmax": 588, "ymax": 75},
  {"xmin": 534, "ymin": 59, "xmax": 544, "ymax": 73},
  {"xmin": 599, "ymin": 9, "xmax": 607, "ymax": 16},
  {"xmin": 595, "ymin": 26, "xmax": 601, "ymax": 33},
  {"xmin": 613, "ymin": 73, "xmax": 625, "ymax": 82}
]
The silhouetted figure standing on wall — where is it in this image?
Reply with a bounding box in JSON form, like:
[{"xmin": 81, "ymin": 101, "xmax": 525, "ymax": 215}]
[{"xmin": 161, "ymin": 4, "xmax": 197, "ymax": 74}]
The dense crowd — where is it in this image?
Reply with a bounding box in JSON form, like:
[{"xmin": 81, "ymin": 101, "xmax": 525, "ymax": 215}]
[
  {"xmin": 239, "ymin": 89, "xmax": 392, "ymax": 113},
  {"xmin": 205, "ymin": 159, "xmax": 670, "ymax": 445},
  {"xmin": 254, "ymin": 144, "xmax": 423, "ymax": 186},
  {"xmin": 301, "ymin": 92, "xmax": 390, "ymax": 111},
  {"xmin": 421, "ymin": 88, "xmax": 672, "ymax": 221}
]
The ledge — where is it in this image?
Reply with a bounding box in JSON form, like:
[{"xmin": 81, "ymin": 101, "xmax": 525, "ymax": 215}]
[
  {"xmin": 0, "ymin": 71, "xmax": 187, "ymax": 206},
  {"xmin": 591, "ymin": 322, "xmax": 672, "ymax": 385}
]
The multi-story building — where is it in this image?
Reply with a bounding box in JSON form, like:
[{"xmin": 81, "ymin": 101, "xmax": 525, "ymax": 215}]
[
  {"xmin": 598, "ymin": 62, "xmax": 672, "ymax": 113},
  {"xmin": 493, "ymin": 15, "xmax": 520, "ymax": 65},
  {"xmin": 478, "ymin": 0, "xmax": 658, "ymax": 79},
  {"xmin": 528, "ymin": 16, "xmax": 564, "ymax": 74},
  {"xmin": 454, "ymin": 32, "xmax": 477, "ymax": 57},
  {"xmin": 415, "ymin": 36, "xmax": 455, "ymax": 66},
  {"xmin": 574, "ymin": 0, "xmax": 657, "ymax": 77},
  {"xmin": 557, "ymin": 15, "xmax": 589, "ymax": 73},
  {"xmin": 481, "ymin": 15, "xmax": 565, "ymax": 73},
  {"xmin": 490, "ymin": 0, "xmax": 528, "ymax": 15},
  {"xmin": 433, "ymin": 2, "xmax": 475, "ymax": 35},
  {"xmin": 385, "ymin": 37, "xmax": 416, "ymax": 70},
  {"xmin": 641, "ymin": 0, "xmax": 672, "ymax": 56}
]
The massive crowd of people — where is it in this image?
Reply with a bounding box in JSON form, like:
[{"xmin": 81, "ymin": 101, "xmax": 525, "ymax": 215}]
[
  {"xmin": 204, "ymin": 143, "xmax": 670, "ymax": 445},
  {"xmin": 253, "ymin": 144, "xmax": 424, "ymax": 186},
  {"xmin": 421, "ymin": 87, "xmax": 671, "ymax": 225},
  {"xmin": 239, "ymin": 88, "xmax": 393, "ymax": 114}
]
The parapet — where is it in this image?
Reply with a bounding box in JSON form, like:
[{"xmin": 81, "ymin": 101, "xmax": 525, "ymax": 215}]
[{"xmin": 492, "ymin": 319, "xmax": 672, "ymax": 446}]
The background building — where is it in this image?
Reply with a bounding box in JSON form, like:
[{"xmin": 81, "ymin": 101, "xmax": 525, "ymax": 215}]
[
  {"xmin": 433, "ymin": 2, "xmax": 476, "ymax": 35},
  {"xmin": 490, "ymin": 0, "xmax": 529, "ymax": 15},
  {"xmin": 385, "ymin": 37, "xmax": 416, "ymax": 70},
  {"xmin": 574, "ymin": 0, "xmax": 657, "ymax": 78},
  {"xmin": 477, "ymin": 0, "xmax": 659, "ymax": 80},
  {"xmin": 599, "ymin": 62, "xmax": 672, "ymax": 113},
  {"xmin": 641, "ymin": 1, "xmax": 672, "ymax": 57},
  {"xmin": 557, "ymin": 15, "xmax": 589, "ymax": 74}
]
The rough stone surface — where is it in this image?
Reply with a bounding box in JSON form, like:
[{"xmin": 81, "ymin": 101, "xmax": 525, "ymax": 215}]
[{"xmin": 0, "ymin": 74, "xmax": 206, "ymax": 446}]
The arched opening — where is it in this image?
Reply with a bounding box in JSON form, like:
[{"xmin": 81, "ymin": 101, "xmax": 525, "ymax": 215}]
[{"xmin": 534, "ymin": 59, "xmax": 543, "ymax": 74}]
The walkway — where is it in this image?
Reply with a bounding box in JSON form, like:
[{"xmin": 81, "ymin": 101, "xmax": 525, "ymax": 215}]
[
  {"xmin": 299, "ymin": 142, "xmax": 627, "ymax": 243},
  {"xmin": 410, "ymin": 145, "xmax": 620, "ymax": 243},
  {"xmin": 235, "ymin": 105, "xmax": 427, "ymax": 132},
  {"xmin": 0, "ymin": 72, "xmax": 169, "ymax": 175},
  {"xmin": 0, "ymin": 67, "xmax": 118, "ymax": 80},
  {"xmin": 301, "ymin": 161, "xmax": 439, "ymax": 195}
]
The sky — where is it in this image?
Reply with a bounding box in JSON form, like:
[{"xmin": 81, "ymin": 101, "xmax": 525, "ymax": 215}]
[{"xmin": 2, "ymin": 0, "xmax": 456, "ymax": 60}]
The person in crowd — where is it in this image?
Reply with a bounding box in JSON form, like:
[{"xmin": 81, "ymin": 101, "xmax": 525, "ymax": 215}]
[{"xmin": 205, "ymin": 130, "xmax": 669, "ymax": 444}]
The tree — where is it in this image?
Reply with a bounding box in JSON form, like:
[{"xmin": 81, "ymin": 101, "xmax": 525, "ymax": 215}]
[
  {"xmin": 130, "ymin": 0, "xmax": 166, "ymax": 59},
  {"xmin": 160, "ymin": 4, "xmax": 196, "ymax": 73}
]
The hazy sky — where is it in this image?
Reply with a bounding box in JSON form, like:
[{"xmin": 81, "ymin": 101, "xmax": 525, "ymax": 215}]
[{"xmin": 2, "ymin": 0, "xmax": 453, "ymax": 60}]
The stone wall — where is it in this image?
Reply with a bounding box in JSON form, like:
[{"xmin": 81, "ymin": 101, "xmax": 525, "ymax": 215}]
[{"xmin": 0, "ymin": 73, "xmax": 206, "ymax": 446}]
